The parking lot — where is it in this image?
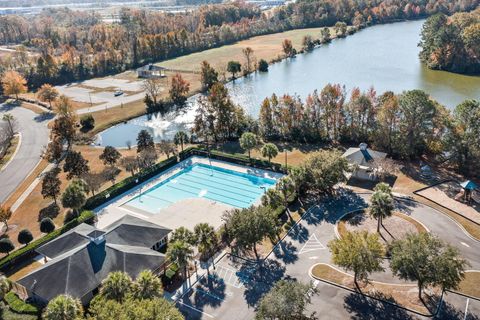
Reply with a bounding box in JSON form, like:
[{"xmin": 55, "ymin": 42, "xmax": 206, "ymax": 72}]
[
  {"xmin": 437, "ymin": 292, "xmax": 480, "ymax": 320},
  {"xmin": 175, "ymin": 192, "xmax": 480, "ymax": 320},
  {"xmin": 176, "ymin": 256, "xmax": 260, "ymax": 320}
]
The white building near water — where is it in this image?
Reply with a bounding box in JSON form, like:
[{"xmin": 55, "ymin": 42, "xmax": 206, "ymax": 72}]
[{"xmin": 342, "ymin": 143, "xmax": 387, "ymax": 181}]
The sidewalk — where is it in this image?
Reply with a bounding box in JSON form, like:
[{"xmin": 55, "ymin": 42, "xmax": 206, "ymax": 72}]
[{"xmin": 165, "ymin": 250, "xmax": 229, "ymax": 302}]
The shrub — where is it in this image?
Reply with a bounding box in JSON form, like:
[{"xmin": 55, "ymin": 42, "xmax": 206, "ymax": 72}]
[
  {"xmin": 63, "ymin": 210, "xmax": 79, "ymax": 225},
  {"xmin": 258, "ymin": 59, "xmax": 269, "ymax": 72},
  {"xmin": 0, "ymin": 211, "xmax": 94, "ymax": 269},
  {"xmin": 38, "ymin": 202, "xmax": 60, "ymax": 221},
  {"xmin": 80, "ymin": 114, "xmax": 95, "ymax": 131},
  {"xmin": 17, "ymin": 229, "xmax": 33, "ymax": 246},
  {"xmin": 4, "ymin": 292, "xmax": 39, "ymax": 315},
  {"xmin": 0, "ymin": 238, "xmax": 14, "ymax": 255},
  {"xmin": 40, "ymin": 218, "xmax": 55, "ymax": 234}
]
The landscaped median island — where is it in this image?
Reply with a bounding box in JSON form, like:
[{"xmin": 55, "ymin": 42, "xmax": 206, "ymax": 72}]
[
  {"xmin": 0, "ymin": 134, "xmax": 19, "ymax": 171},
  {"xmin": 310, "ymin": 263, "xmax": 441, "ymax": 315},
  {"xmin": 337, "ymin": 209, "xmax": 428, "ymax": 244}
]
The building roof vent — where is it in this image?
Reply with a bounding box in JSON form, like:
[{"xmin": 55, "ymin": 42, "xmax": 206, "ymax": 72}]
[{"xmin": 87, "ymin": 230, "xmax": 106, "ymax": 245}]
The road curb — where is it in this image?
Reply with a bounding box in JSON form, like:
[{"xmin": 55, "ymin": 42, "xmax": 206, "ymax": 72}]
[
  {"xmin": 309, "ymin": 263, "xmax": 442, "ymax": 318},
  {"xmin": 0, "ymin": 132, "xmax": 21, "ymax": 172}
]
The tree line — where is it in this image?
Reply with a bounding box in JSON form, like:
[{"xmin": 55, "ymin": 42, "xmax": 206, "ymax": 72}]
[
  {"xmin": 419, "ymin": 8, "xmax": 480, "ymax": 74},
  {"xmin": 192, "ymin": 81, "xmax": 480, "ymax": 177},
  {"xmin": 0, "ymin": 0, "xmax": 477, "ymax": 89}
]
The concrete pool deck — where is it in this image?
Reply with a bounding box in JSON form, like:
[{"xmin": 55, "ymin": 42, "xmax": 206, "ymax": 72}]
[{"xmin": 95, "ymin": 156, "xmax": 283, "ymax": 231}]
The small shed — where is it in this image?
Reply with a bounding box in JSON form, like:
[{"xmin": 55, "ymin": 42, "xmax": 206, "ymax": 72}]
[{"xmin": 136, "ymin": 64, "xmax": 166, "ymax": 79}]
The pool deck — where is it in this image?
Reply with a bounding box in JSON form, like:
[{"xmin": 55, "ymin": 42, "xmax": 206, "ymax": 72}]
[{"xmin": 95, "ymin": 156, "xmax": 283, "ymax": 231}]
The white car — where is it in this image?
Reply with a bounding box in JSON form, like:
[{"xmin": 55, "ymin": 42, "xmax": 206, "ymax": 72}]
[{"xmin": 114, "ymin": 89, "xmax": 124, "ymax": 97}]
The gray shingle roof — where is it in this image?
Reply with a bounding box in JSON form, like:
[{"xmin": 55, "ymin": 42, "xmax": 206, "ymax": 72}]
[
  {"xmin": 17, "ymin": 215, "xmax": 169, "ymax": 302},
  {"xmin": 36, "ymin": 224, "xmax": 96, "ymax": 259}
]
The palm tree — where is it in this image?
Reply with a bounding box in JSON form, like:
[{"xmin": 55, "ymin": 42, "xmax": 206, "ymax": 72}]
[
  {"xmin": 374, "ymin": 182, "xmax": 392, "ymax": 195},
  {"xmin": 288, "ymin": 167, "xmax": 306, "ymax": 203},
  {"xmin": 166, "ymin": 240, "xmax": 194, "ymax": 281},
  {"xmin": 277, "ymin": 176, "xmax": 295, "ymax": 218},
  {"xmin": 369, "ymin": 190, "xmax": 394, "ymax": 233},
  {"xmin": 99, "ymin": 271, "xmax": 133, "ymax": 303},
  {"xmin": 194, "ymin": 223, "xmax": 218, "ymax": 274},
  {"xmin": 0, "ymin": 274, "xmax": 11, "ymax": 300},
  {"xmin": 261, "ymin": 143, "xmax": 279, "ymax": 164},
  {"xmin": 170, "ymin": 227, "xmax": 196, "ymax": 246},
  {"xmin": 42, "ymin": 294, "xmax": 83, "ymax": 320},
  {"xmin": 133, "ymin": 270, "xmax": 163, "ymax": 300},
  {"xmin": 174, "ymin": 131, "xmax": 189, "ymax": 153}
]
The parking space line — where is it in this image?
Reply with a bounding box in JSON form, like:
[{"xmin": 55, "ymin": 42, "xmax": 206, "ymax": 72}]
[
  {"xmin": 464, "ymin": 298, "xmax": 470, "ymax": 320},
  {"xmin": 196, "ymin": 288, "xmax": 226, "ymax": 302},
  {"xmin": 177, "ymin": 300, "xmax": 215, "ymax": 318}
]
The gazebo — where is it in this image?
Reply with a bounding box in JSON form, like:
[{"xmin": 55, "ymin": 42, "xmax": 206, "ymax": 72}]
[{"xmin": 460, "ymin": 180, "xmax": 478, "ymax": 203}]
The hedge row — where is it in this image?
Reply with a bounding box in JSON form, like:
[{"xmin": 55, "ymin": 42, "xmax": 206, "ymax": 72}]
[
  {"xmin": 83, "ymin": 156, "xmax": 178, "ymax": 210},
  {"xmin": 0, "ymin": 147, "xmax": 283, "ymax": 270},
  {"xmin": 0, "ymin": 211, "xmax": 95, "ymax": 270},
  {"xmin": 4, "ymin": 292, "xmax": 40, "ymax": 315},
  {"xmin": 179, "ymin": 146, "xmax": 286, "ymax": 173}
]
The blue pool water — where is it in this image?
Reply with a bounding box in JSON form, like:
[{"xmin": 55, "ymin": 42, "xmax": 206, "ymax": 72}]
[{"xmin": 124, "ymin": 163, "xmax": 277, "ymax": 213}]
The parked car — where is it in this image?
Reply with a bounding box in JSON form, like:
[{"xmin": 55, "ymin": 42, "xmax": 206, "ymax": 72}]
[{"xmin": 114, "ymin": 89, "xmax": 124, "ymax": 97}]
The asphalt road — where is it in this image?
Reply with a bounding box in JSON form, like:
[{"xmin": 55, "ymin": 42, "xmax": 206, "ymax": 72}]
[
  {"xmin": 0, "ymin": 104, "xmax": 51, "ymax": 203},
  {"xmin": 177, "ymin": 189, "xmax": 480, "ymax": 320}
]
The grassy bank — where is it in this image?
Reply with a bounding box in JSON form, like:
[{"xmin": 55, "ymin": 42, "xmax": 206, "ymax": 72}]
[{"xmin": 86, "ymin": 27, "xmax": 339, "ymax": 134}]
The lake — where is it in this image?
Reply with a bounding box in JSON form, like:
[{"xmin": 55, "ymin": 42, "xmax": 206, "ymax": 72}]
[{"xmin": 97, "ymin": 19, "xmax": 480, "ymax": 147}]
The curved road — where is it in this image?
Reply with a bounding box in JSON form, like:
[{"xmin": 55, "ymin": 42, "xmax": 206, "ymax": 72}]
[{"xmin": 0, "ymin": 104, "xmax": 50, "ymax": 203}]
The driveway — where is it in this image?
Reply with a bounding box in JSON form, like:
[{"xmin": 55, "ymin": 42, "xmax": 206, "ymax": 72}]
[
  {"xmin": 0, "ymin": 104, "xmax": 51, "ymax": 203},
  {"xmin": 177, "ymin": 189, "xmax": 480, "ymax": 320}
]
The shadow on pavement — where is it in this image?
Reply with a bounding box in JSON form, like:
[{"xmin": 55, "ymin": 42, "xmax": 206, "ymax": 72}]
[
  {"xmin": 241, "ymin": 259, "xmax": 286, "ymax": 307},
  {"xmin": 34, "ymin": 112, "xmax": 55, "ymax": 122},
  {"xmin": 272, "ymin": 240, "xmax": 299, "ymax": 264},
  {"xmin": 434, "ymin": 301, "xmax": 480, "ymax": 320},
  {"xmin": 343, "ymin": 292, "xmax": 414, "ymax": 320}
]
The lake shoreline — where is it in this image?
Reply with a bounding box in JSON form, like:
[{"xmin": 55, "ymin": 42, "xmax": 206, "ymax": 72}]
[{"xmin": 95, "ymin": 19, "xmax": 480, "ymax": 147}]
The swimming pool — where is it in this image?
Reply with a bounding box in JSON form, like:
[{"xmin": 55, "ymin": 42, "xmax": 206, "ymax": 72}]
[{"xmin": 123, "ymin": 163, "xmax": 277, "ymax": 213}]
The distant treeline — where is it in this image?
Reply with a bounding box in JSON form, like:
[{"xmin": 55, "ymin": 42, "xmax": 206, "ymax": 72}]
[
  {"xmin": 419, "ymin": 8, "xmax": 480, "ymax": 74},
  {"xmin": 0, "ymin": 0, "xmax": 478, "ymax": 88}
]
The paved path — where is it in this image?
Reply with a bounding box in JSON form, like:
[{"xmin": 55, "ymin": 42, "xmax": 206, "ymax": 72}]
[
  {"xmin": 176, "ymin": 189, "xmax": 480, "ymax": 320},
  {"xmin": 76, "ymin": 91, "xmax": 145, "ymax": 115},
  {"xmin": 0, "ymin": 104, "xmax": 51, "ymax": 203}
]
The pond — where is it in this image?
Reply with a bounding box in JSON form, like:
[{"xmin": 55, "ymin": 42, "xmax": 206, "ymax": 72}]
[{"xmin": 97, "ymin": 19, "xmax": 480, "ymax": 147}]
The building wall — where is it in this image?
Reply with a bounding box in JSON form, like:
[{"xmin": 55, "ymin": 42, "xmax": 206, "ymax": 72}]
[{"xmin": 353, "ymin": 168, "xmax": 377, "ymax": 181}]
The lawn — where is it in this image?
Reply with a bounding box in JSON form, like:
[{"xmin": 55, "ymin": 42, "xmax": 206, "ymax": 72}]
[
  {"xmin": 337, "ymin": 211, "xmax": 428, "ymax": 241},
  {"xmin": 159, "ymin": 27, "xmax": 334, "ymax": 73},
  {"xmin": 2, "ymin": 145, "xmax": 166, "ymax": 250},
  {"xmin": 84, "ymin": 27, "xmax": 334, "ymax": 133},
  {"xmin": 457, "ymin": 271, "xmax": 480, "ymax": 299},
  {"xmin": 86, "ymin": 71, "xmax": 202, "ymax": 134}
]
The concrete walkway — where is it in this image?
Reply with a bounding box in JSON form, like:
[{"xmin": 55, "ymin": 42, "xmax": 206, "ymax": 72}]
[{"xmin": 0, "ymin": 103, "xmax": 51, "ymax": 203}]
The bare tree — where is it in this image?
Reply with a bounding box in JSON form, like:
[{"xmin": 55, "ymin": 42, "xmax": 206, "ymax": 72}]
[
  {"xmin": 157, "ymin": 140, "xmax": 177, "ymax": 159},
  {"xmin": 371, "ymin": 158, "xmax": 400, "ymax": 181},
  {"xmin": 142, "ymin": 78, "xmax": 163, "ymax": 106},
  {"xmin": 242, "ymin": 47, "xmax": 255, "ymax": 74}
]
